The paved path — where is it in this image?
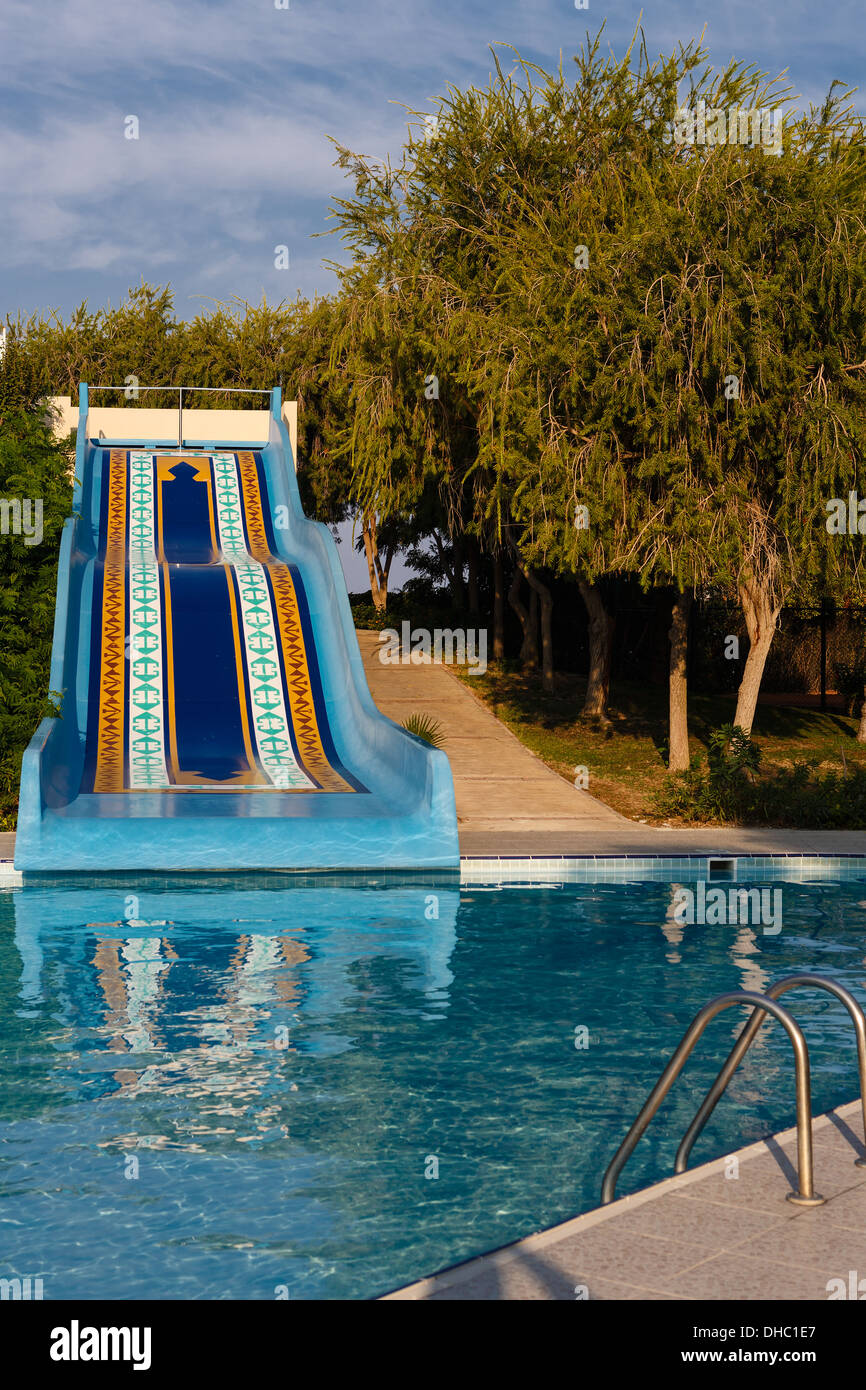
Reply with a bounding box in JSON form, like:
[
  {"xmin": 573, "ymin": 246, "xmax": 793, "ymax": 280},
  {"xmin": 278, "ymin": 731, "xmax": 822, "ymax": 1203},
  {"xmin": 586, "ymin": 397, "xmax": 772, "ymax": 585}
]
[
  {"xmin": 384, "ymin": 1101, "xmax": 866, "ymax": 1300},
  {"xmin": 357, "ymin": 632, "xmax": 866, "ymax": 857},
  {"xmin": 357, "ymin": 631, "xmax": 627, "ymax": 848}
]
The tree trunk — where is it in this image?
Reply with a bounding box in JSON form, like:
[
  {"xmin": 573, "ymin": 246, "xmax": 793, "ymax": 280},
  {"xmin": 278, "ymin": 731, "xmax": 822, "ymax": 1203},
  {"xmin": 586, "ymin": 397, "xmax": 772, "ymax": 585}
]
[
  {"xmin": 492, "ymin": 553, "xmax": 506, "ymax": 661},
  {"xmin": 362, "ymin": 511, "xmax": 388, "ymax": 612},
  {"xmin": 668, "ymin": 588, "xmax": 692, "ymax": 772},
  {"xmin": 523, "ymin": 567, "xmax": 554, "ymax": 691},
  {"xmin": 577, "ymin": 578, "xmax": 613, "ymax": 726},
  {"xmin": 466, "ymin": 540, "xmax": 480, "ymax": 617},
  {"xmin": 508, "ymin": 568, "xmax": 538, "ymax": 669},
  {"xmin": 732, "ymin": 578, "xmax": 781, "ymax": 734},
  {"xmin": 857, "ymin": 687, "xmax": 866, "ymax": 743},
  {"xmin": 450, "ymin": 535, "xmax": 466, "ymax": 608}
]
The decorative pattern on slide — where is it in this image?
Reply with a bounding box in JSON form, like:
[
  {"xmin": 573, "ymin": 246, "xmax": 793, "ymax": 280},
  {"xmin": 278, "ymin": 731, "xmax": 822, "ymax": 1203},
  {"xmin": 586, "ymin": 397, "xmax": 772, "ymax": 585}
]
[
  {"xmin": 91, "ymin": 450, "xmax": 357, "ymax": 795},
  {"xmin": 128, "ymin": 452, "xmax": 170, "ymax": 787},
  {"xmin": 236, "ymin": 451, "xmax": 356, "ymax": 794},
  {"xmin": 93, "ymin": 449, "xmax": 127, "ymax": 793},
  {"xmin": 211, "ymin": 453, "xmax": 315, "ymax": 790}
]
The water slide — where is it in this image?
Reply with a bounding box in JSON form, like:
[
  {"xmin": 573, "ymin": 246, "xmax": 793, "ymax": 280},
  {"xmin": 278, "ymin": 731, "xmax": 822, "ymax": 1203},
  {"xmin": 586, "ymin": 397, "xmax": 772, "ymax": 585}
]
[{"xmin": 15, "ymin": 386, "xmax": 459, "ymax": 871}]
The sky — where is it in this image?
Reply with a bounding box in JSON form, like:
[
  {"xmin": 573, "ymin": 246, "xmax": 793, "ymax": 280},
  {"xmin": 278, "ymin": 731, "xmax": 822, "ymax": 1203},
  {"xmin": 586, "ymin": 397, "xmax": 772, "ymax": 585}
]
[{"xmin": 2, "ymin": 0, "xmax": 864, "ymax": 587}]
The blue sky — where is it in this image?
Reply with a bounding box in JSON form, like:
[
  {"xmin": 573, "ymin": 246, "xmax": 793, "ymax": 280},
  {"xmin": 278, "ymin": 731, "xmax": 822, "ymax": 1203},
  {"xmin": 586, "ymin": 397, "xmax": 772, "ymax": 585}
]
[{"xmin": 2, "ymin": 0, "xmax": 863, "ymax": 586}]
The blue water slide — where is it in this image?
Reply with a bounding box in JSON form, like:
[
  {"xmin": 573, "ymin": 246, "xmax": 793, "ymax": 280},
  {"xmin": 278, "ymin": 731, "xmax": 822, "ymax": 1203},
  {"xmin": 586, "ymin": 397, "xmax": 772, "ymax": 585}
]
[{"xmin": 14, "ymin": 385, "xmax": 459, "ymax": 871}]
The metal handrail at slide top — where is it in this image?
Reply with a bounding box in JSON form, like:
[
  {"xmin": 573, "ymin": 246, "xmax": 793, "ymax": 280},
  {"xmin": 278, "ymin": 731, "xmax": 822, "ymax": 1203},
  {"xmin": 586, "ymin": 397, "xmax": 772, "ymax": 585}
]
[{"xmin": 88, "ymin": 385, "xmax": 273, "ymax": 448}]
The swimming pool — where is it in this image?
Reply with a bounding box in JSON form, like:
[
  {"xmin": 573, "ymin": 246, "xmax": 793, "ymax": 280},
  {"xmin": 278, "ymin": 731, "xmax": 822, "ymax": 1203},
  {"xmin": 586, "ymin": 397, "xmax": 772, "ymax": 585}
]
[{"xmin": 2, "ymin": 864, "xmax": 866, "ymax": 1300}]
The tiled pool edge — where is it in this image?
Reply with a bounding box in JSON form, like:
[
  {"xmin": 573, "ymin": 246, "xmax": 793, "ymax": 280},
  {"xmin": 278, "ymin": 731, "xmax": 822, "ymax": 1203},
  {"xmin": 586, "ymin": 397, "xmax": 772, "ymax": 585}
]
[
  {"xmin": 459, "ymin": 854, "xmax": 866, "ymax": 883},
  {"xmin": 382, "ymin": 1099, "xmax": 866, "ymax": 1301},
  {"xmin": 6, "ymin": 852, "xmax": 866, "ymax": 889}
]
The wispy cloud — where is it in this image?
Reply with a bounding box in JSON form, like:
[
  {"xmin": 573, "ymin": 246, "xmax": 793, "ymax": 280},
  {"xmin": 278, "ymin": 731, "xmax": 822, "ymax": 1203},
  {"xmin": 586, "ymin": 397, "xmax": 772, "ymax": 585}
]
[{"xmin": 1, "ymin": 0, "xmax": 863, "ymax": 319}]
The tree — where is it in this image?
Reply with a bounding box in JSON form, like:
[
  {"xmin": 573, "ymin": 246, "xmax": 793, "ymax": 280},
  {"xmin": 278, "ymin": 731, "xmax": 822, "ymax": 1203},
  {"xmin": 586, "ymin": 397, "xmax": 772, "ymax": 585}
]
[{"xmin": 0, "ymin": 411, "xmax": 72, "ymax": 828}]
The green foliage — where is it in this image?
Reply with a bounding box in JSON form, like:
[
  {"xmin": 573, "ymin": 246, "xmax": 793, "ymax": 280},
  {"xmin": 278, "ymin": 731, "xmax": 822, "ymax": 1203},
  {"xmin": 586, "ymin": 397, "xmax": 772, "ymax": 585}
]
[
  {"xmin": 654, "ymin": 724, "xmax": 759, "ymax": 820},
  {"xmin": 655, "ymin": 755, "xmax": 866, "ymax": 828},
  {"xmin": 653, "ymin": 722, "xmax": 866, "ymax": 826},
  {"xmin": 349, "ymin": 583, "xmax": 465, "ymax": 634},
  {"xmin": 328, "ymin": 28, "xmax": 866, "ymax": 654},
  {"xmin": 400, "ymin": 713, "xmax": 446, "ymax": 748},
  {"xmin": 760, "ymin": 764, "xmax": 866, "ymax": 828},
  {"xmin": 0, "ymin": 333, "xmax": 43, "ymax": 420},
  {"xmin": 833, "ymin": 656, "xmax": 866, "ymax": 714},
  {"xmin": 0, "ymin": 413, "xmax": 72, "ymax": 829},
  {"xmin": 707, "ymin": 724, "xmax": 761, "ymax": 775}
]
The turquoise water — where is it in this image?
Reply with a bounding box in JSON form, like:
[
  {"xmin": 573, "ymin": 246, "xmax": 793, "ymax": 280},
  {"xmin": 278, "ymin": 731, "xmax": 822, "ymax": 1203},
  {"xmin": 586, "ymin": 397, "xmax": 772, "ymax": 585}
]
[{"xmin": 1, "ymin": 870, "xmax": 865, "ymax": 1299}]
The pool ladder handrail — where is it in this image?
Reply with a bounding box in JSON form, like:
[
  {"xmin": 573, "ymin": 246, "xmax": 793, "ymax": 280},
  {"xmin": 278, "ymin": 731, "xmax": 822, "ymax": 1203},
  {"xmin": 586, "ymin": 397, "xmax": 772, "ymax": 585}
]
[
  {"xmin": 675, "ymin": 974, "xmax": 866, "ymax": 1179},
  {"xmin": 600, "ymin": 976, "xmax": 866, "ymax": 1208}
]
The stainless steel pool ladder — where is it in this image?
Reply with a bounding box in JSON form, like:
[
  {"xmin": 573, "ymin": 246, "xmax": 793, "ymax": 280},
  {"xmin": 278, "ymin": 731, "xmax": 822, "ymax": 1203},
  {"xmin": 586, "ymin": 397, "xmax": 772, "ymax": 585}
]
[{"xmin": 600, "ymin": 974, "xmax": 866, "ymax": 1208}]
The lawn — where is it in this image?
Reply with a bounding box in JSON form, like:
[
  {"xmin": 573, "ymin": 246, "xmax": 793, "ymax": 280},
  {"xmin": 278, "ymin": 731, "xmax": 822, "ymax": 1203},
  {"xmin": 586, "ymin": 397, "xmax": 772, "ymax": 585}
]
[{"xmin": 454, "ymin": 666, "xmax": 866, "ymax": 825}]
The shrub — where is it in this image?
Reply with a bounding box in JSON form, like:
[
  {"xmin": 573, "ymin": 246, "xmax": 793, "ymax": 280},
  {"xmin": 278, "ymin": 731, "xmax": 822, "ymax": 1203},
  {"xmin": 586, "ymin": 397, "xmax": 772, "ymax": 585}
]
[
  {"xmin": 653, "ymin": 724, "xmax": 761, "ymax": 823},
  {"xmin": 0, "ymin": 413, "xmax": 72, "ymax": 829},
  {"xmin": 400, "ymin": 713, "xmax": 446, "ymax": 748},
  {"xmin": 653, "ymin": 722, "xmax": 866, "ymax": 827},
  {"xmin": 833, "ymin": 657, "xmax": 866, "ymax": 716}
]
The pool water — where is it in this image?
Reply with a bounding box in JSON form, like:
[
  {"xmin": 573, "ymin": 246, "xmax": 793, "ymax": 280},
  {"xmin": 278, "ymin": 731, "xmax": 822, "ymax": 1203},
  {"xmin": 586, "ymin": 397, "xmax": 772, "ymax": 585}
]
[{"xmin": 1, "ymin": 870, "xmax": 865, "ymax": 1299}]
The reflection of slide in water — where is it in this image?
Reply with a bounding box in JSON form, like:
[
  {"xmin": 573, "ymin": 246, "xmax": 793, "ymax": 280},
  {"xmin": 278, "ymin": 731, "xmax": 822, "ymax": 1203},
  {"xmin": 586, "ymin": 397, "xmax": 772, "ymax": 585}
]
[
  {"xmin": 91, "ymin": 936, "xmax": 177, "ymax": 1056},
  {"xmin": 11, "ymin": 881, "xmax": 460, "ymax": 1059},
  {"xmin": 15, "ymin": 387, "xmax": 458, "ymax": 870}
]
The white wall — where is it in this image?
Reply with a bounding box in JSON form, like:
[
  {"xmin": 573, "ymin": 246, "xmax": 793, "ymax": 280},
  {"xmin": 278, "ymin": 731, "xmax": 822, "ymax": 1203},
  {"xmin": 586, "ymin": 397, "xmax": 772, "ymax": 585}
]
[{"xmin": 46, "ymin": 396, "xmax": 299, "ymax": 464}]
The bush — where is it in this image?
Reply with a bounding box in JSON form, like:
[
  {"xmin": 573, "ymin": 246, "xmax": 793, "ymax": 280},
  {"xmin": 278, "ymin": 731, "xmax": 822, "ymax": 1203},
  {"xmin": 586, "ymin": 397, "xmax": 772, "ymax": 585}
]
[
  {"xmin": 653, "ymin": 722, "xmax": 866, "ymax": 828},
  {"xmin": 653, "ymin": 724, "xmax": 760, "ymax": 822},
  {"xmin": 0, "ymin": 413, "xmax": 72, "ymax": 829},
  {"xmin": 756, "ymin": 763, "xmax": 866, "ymax": 828},
  {"xmin": 400, "ymin": 713, "xmax": 446, "ymax": 748},
  {"xmin": 833, "ymin": 657, "xmax": 866, "ymax": 716}
]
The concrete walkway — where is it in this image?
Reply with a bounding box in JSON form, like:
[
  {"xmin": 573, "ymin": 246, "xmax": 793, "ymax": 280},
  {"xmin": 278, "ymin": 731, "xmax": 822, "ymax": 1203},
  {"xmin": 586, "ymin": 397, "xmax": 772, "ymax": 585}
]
[
  {"xmin": 357, "ymin": 633, "xmax": 866, "ymax": 858},
  {"xmin": 384, "ymin": 1100, "xmax": 866, "ymax": 1300},
  {"xmin": 358, "ymin": 631, "xmax": 628, "ymax": 843}
]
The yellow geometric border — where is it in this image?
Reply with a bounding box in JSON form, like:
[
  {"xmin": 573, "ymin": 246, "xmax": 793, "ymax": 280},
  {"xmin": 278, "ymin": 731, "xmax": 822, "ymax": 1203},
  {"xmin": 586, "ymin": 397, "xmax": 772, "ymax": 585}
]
[
  {"xmin": 93, "ymin": 449, "xmax": 127, "ymax": 793},
  {"xmin": 236, "ymin": 451, "xmax": 354, "ymax": 793},
  {"xmin": 91, "ymin": 449, "xmax": 356, "ymax": 796}
]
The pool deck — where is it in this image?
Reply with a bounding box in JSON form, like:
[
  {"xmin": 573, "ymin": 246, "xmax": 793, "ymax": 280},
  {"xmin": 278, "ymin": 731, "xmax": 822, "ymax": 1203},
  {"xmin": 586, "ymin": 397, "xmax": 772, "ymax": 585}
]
[{"xmin": 383, "ymin": 1100, "xmax": 866, "ymax": 1300}]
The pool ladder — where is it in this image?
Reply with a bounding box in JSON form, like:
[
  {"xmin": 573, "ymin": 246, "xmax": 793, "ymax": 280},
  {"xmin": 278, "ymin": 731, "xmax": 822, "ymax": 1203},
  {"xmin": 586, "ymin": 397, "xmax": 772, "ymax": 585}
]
[{"xmin": 601, "ymin": 974, "xmax": 866, "ymax": 1207}]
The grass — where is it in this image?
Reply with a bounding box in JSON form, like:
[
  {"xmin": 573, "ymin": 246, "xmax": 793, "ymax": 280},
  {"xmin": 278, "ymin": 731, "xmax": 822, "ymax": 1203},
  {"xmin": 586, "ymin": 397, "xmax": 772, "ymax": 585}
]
[{"xmin": 454, "ymin": 666, "xmax": 866, "ymax": 824}]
